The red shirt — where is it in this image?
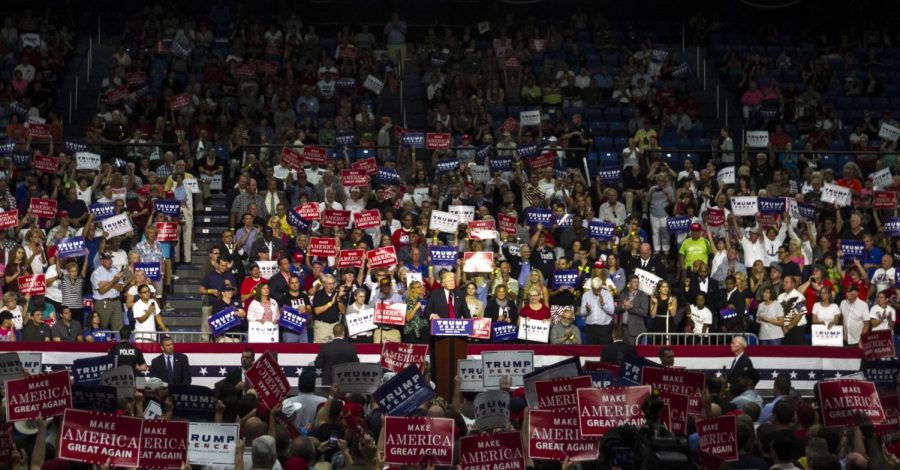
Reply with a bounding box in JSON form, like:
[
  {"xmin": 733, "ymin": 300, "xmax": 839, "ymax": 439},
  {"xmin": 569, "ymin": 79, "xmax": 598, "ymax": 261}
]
[
  {"xmin": 803, "ymin": 280, "xmax": 834, "ymax": 314},
  {"xmin": 521, "ymin": 304, "xmax": 551, "ymax": 321},
  {"xmin": 240, "ymin": 277, "xmax": 267, "ymax": 310},
  {"xmin": 391, "ymin": 227, "xmax": 412, "ymax": 249},
  {"xmin": 840, "ymin": 275, "xmax": 868, "ymax": 300}
]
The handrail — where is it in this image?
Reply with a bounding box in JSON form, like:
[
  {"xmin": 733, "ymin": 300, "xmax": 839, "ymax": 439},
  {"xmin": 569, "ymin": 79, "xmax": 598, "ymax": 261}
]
[{"xmin": 637, "ymin": 332, "xmax": 759, "ymax": 346}]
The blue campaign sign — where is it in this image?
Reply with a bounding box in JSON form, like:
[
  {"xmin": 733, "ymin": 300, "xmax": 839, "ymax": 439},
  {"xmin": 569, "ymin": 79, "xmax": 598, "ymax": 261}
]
[
  {"xmin": 89, "ymin": 202, "xmax": 116, "ymax": 221},
  {"xmin": 591, "ymin": 370, "xmax": 615, "ymax": 388},
  {"xmin": 435, "ymin": 159, "xmax": 460, "ymax": 174},
  {"xmin": 71, "ymin": 384, "xmax": 118, "ymax": 412},
  {"xmin": 208, "ymin": 306, "xmax": 241, "ymax": 336},
  {"xmin": 552, "ymin": 270, "xmax": 579, "ymax": 289},
  {"xmin": 56, "ymin": 236, "xmax": 86, "ymax": 259},
  {"xmin": 840, "ymin": 240, "xmax": 865, "ymax": 260},
  {"xmin": 617, "ymin": 354, "xmax": 653, "ymax": 386},
  {"xmin": 373, "ymin": 364, "xmax": 435, "ymax": 416},
  {"xmin": 286, "ymin": 210, "xmax": 310, "ymax": 232},
  {"xmin": 884, "ymin": 217, "xmax": 900, "ymax": 237},
  {"xmin": 335, "ymin": 130, "xmax": 356, "ymax": 146},
  {"xmin": 896, "ymin": 270, "xmax": 900, "ymax": 287},
  {"xmin": 862, "ymin": 360, "xmax": 900, "ymax": 391},
  {"xmin": 553, "ymin": 165, "xmax": 568, "ymax": 179},
  {"xmin": 72, "ymin": 355, "xmax": 116, "ymax": 385},
  {"xmin": 525, "ymin": 208, "xmax": 553, "ymax": 227},
  {"xmin": 431, "ymin": 319, "xmax": 474, "ymax": 336},
  {"xmin": 476, "ymin": 144, "xmax": 493, "ymax": 160},
  {"xmin": 489, "ymin": 156, "xmax": 513, "ymax": 172},
  {"xmin": 402, "ymin": 131, "xmax": 425, "ymax": 148},
  {"xmin": 65, "ymin": 139, "xmax": 88, "ymax": 154},
  {"xmin": 278, "ymin": 306, "xmax": 308, "ymax": 334},
  {"xmin": 597, "ymin": 166, "xmax": 622, "ymax": 183},
  {"xmin": 12, "ymin": 151, "xmax": 30, "ymax": 168},
  {"xmin": 169, "ymin": 385, "xmax": 217, "ymax": 421},
  {"xmin": 135, "ymin": 262, "xmax": 162, "ymax": 281},
  {"xmin": 554, "ymin": 214, "xmax": 573, "ymax": 228},
  {"xmin": 335, "ymin": 78, "xmax": 356, "ymax": 89},
  {"xmin": 0, "ymin": 142, "xmax": 14, "ymax": 155},
  {"xmin": 154, "ymin": 199, "xmax": 182, "ymax": 218},
  {"xmin": 796, "ymin": 202, "xmax": 817, "ymax": 220},
  {"xmin": 666, "ymin": 216, "xmax": 691, "ymax": 234},
  {"xmin": 517, "ymin": 143, "xmax": 539, "ymax": 158},
  {"xmin": 589, "ymin": 220, "xmax": 616, "ymax": 241},
  {"xmin": 758, "ymin": 197, "xmax": 786, "ymax": 214},
  {"xmin": 429, "ymin": 246, "xmax": 458, "ymax": 266},
  {"xmin": 375, "ymin": 168, "xmax": 401, "ymax": 185},
  {"xmin": 492, "ymin": 322, "xmax": 518, "ymax": 342},
  {"xmin": 719, "ymin": 308, "xmax": 737, "ymax": 320}
]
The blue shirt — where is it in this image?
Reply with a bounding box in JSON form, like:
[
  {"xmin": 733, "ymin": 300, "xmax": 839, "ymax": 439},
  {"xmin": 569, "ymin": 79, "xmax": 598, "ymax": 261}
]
[{"xmin": 865, "ymin": 247, "xmax": 884, "ymax": 278}]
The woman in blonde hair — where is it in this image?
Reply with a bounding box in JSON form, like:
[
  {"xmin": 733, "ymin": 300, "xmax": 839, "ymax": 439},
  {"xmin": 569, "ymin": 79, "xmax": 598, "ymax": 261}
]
[{"xmin": 520, "ymin": 270, "xmax": 549, "ymax": 308}]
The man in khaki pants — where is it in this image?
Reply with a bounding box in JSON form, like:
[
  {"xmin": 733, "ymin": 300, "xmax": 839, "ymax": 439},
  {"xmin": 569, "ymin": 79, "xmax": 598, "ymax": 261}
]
[
  {"xmin": 384, "ymin": 12, "xmax": 407, "ymax": 73},
  {"xmin": 369, "ymin": 277, "xmax": 403, "ymax": 343},
  {"xmin": 311, "ymin": 274, "xmax": 345, "ymax": 343}
]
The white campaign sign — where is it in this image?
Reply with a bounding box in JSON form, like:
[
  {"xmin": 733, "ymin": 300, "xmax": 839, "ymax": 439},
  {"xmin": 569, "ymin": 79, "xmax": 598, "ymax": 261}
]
[
  {"xmin": 820, "ymin": 183, "xmax": 852, "ymax": 207},
  {"xmin": 745, "ymin": 130, "xmax": 769, "ymax": 148},
  {"xmin": 188, "ymin": 422, "xmax": 240, "ymax": 466},
  {"xmin": 76, "ymin": 152, "xmax": 101, "ymax": 170},
  {"xmin": 458, "ymin": 359, "xmax": 485, "ymax": 392},
  {"xmin": 879, "ymin": 122, "xmax": 900, "ymax": 142},
  {"xmin": 413, "ymin": 187, "xmax": 430, "ymax": 205},
  {"xmin": 717, "ymin": 166, "xmax": 735, "ymax": 185},
  {"xmin": 449, "ymin": 205, "xmax": 476, "ymax": 224},
  {"xmin": 101, "ymin": 214, "xmax": 134, "ymax": 239},
  {"xmin": 208, "ymin": 174, "xmax": 223, "ymax": 191},
  {"xmin": 248, "ymin": 322, "xmax": 279, "ymax": 343},
  {"xmin": 430, "ymin": 210, "xmax": 460, "ymax": 233},
  {"xmin": 477, "ymin": 21, "xmax": 490, "ymax": 34},
  {"xmin": 516, "ymin": 317, "xmax": 550, "ymax": 343},
  {"xmin": 811, "ymin": 324, "xmax": 844, "ymax": 347},
  {"xmin": 183, "ymin": 178, "xmax": 200, "ymax": 194},
  {"xmin": 730, "ymin": 196, "xmax": 759, "ymax": 216},
  {"xmin": 345, "ymin": 308, "xmax": 377, "ymax": 337},
  {"xmin": 406, "ymin": 272, "xmax": 422, "ymax": 287},
  {"xmin": 363, "ymin": 75, "xmax": 384, "ymax": 95},
  {"xmin": 482, "ymin": 350, "xmax": 534, "ymax": 387},
  {"xmin": 470, "ymin": 165, "xmax": 490, "ymax": 183},
  {"xmin": 872, "ymin": 168, "xmax": 893, "ymax": 189},
  {"xmin": 634, "ymin": 268, "xmax": 662, "ymax": 296},
  {"xmin": 256, "ymin": 261, "xmax": 278, "ymax": 279},
  {"xmin": 520, "ymin": 110, "xmax": 541, "ymax": 126}
]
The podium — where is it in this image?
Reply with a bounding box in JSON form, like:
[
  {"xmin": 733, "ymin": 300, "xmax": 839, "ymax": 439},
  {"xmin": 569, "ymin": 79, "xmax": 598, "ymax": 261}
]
[{"xmin": 430, "ymin": 319, "xmax": 473, "ymax": 400}]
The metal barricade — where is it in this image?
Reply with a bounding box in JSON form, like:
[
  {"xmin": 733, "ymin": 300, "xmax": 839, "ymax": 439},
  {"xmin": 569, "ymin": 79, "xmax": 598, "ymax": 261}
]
[
  {"xmin": 127, "ymin": 331, "xmax": 248, "ymax": 343},
  {"xmin": 636, "ymin": 332, "xmax": 759, "ymax": 346}
]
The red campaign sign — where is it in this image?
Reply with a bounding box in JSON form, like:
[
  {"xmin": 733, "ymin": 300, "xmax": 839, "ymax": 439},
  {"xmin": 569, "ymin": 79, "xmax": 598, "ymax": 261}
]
[
  {"xmin": 234, "ymin": 63, "xmax": 256, "ymax": 79},
  {"xmin": 367, "ymin": 246, "xmax": 398, "ymax": 269},
  {"xmin": 498, "ymin": 118, "xmax": 518, "ymax": 135},
  {"xmin": 280, "ymin": 147, "xmax": 304, "ymax": 170},
  {"xmin": 33, "ymin": 154, "xmax": 59, "ymax": 173},
  {"xmin": 504, "ymin": 57, "xmax": 522, "ymax": 69},
  {"xmin": 303, "ymin": 146, "xmax": 328, "ymax": 165},
  {"xmin": 374, "ymin": 302, "xmax": 406, "ymax": 326},
  {"xmin": 459, "ymin": 431, "xmax": 525, "ymax": 470},
  {"xmin": 381, "ymin": 342, "xmax": 429, "ymax": 374},
  {"xmin": 4, "ymin": 370, "xmax": 71, "ymax": 421},
  {"xmin": 18, "ymin": 274, "xmax": 46, "ymax": 296},
  {"xmin": 337, "ymin": 249, "xmax": 365, "ymax": 268},
  {"xmin": 576, "ymin": 386, "xmax": 650, "ymax": 437},
  {"xmin": 534, "ymin": 376, "xmax": 592, "ymax": 412},
  {"xmin": 527, "ymin": 410, "xmax": 600, "ymax": 461},
  {"xmin": 297, "ymin": 202, "xmax": 321, "ymax": 220},
  {"xmin": 467, "ymin": 220, "xmax": 496, "ymax": 240},
  {"xmin": 341, "ymin": 169, "xmax": 370, "ymax": 187},
  {"xmin": 582, "ymin": 361, "xmax": 621, "ymax": 376},
  {"xmin": 352, "ymin": 157, "xmax": 378, "ymax": 176},
  {"xmin": 0, "ymin": 423, "xmax": 12, "ymax": 465},
  {"xmin": 498, "ymin": 214, "xmax": 517, "ymax": 235},
  {"xmin": 817, "ymin": 379, "xmax": 885, "ymax": 428},
  {"xmin": 139, "ymin": 419, "xmax": 188, "ymax": 469},
  {"xmin": 168, "ymin": 93, "xmax": 191, "ymax": 111},
  {"xmin": 874, "ymin": 191, "xmax": 897, "ymax": 210},
  {"xmin": 463, "ymin": 251, "xmax": 494, "ymax": 273},
  {"xmin": 529, "ymin": 39, "xmax": 546, "ymax": 52},
  {"xmin": 697, "ymin": 415, "xmax": 739, "ymax": 462},
  {"xmin": 126, "ymin": 72, "xmax": 146, "ymax": 87},
  {"xmin": 31, "ymin": 198, "xmax": 57, "ymax": 218},
  {"xmin": 699, "ymin": 452, "xmax": 727, "ymax": 470},
  {"xmin": 244, "ymin": 350, "xmax": 290, "ymax": 409},
  {"xmin": 337, "ymin": 45, "xmax": 358, "ymax": 60},
  {"xmin": 875, "ymin": 394, "xmax": 900, "ymax": 437},
  {"xmin": 425, "ymin": 132, "xmax": 451, "ymax": 150},
  {"xmin": 862, "ymin": 330, "xmax": 896, "ymax": 360},
  {"xmin": 661, "ymin": 392, "xmax": 690, "ymax": 436},
  {"xmin": 353, "ymin": 210, "xmax": 381, "ymax": 229},
  {"xmin": 156, "ymin": 222, "xmax": 179, "ymax": 242},
  {"xmin": 384, "ymin": 416, "xmax": 455, "ymax": 466},
  {"xmin": 59, "ymin": 408, "xmax": 144, "ymax": 467},
  {"xmin": 106, "ymin": 86, "xmax": 129, "ymax": 104},
  {"xmin": 471, "ymin": 318, "xmax": 492, "ymax": 340},
  {"xmin": 529, "ymin": 152, "xmax": 554, "ymax": 170},
  {"xmin": 257, "ymin": 61, "xmax": 278, "ymax": 75},
  {"xmin": 309, "ymin": 237, "xmax": 338, "ymax": 257},
  {"xmin": 27, "ymin": 123, "xmax": 51, "ymax": 141},
  {"xmin": 641, "ymin": 366, "xmax": 705, "ymax": 415},
  {"xmin": 706, "ymin": 208, "xmax": 725, "ymax": 227},
  {"xmin": 0, "ymin": 210, "xmax": 18, "ymax": 230},
  {"xmin": 323, "ymin": 209, "xmax": 351, "ymax": 228}
]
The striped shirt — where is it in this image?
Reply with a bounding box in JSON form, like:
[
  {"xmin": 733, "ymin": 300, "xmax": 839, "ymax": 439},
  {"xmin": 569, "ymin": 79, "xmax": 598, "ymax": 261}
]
[{"xmin": 58, "ymin": 276, "xmax": 85, "ymax": 309}]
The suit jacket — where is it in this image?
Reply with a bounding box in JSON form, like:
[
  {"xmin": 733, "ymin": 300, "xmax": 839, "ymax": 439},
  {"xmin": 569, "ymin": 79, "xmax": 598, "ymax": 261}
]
[
  {"xmin": 314, "ymin": 338, "xmax": 359, "ymax": 386},
  {"xmin": 721, "ymin": 289, "xmax": 747, "ymax": 333},
  {"xmin": 727, "ymin": 353, "xmax": 755, "ymax": 391},
  {"xmin": 267, "ymin": 271, "xmax": 293, "ymax": 304},
  {"xmin": 150, "ymin": 352, "xmax": 192, "ymax": 386},
  {"xmin": 216, "ymin": 242, "xmax": 246, "ymax": 280},
  {"xmin": 423, "ymin": 287, "xmax": 471, "ymax": 319},
  {"xmin": 600, "ymin": 340, "xmax": 637, "ymax": 364},
  {"xmin": 616, "ymin": 289, "xmax": 650, "ymax": 345},
  {"xmin": 626, "ymin": 255, "xmax": 666, "ymax": 279},
  {"xmin": 688, "ymin": 276, "xmax": 720, "ymax": 310},
  {"xmin": 249, "ymin": 237, "xmax": 287, "ymax": 263}
]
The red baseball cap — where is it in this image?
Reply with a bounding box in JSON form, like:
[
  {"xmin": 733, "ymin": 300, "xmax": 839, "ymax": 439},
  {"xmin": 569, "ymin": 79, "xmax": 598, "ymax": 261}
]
[
  {"xmin": 690, "ymin": 223, "xmax": 702, "ymax": 231},
  {"xmin": 58, "ymin": 210, "xmax": 69, "ymax": 218}
]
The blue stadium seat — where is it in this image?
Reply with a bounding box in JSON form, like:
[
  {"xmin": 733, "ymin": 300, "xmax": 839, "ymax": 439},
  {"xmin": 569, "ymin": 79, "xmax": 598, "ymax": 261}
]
[
  {"xmin": 599, "ymin": 152, "xmax": 619, "ymax": 165},
  {"xmin": 693, "ymin": 137, "xmax": 711, "ymax": 149},
  {"xmin": 613, "ymin": 137, "xmax": 629, "ymax": 149},
  {"xmin": 608, "ymin": 122, "xmax": 627, "ymax": 137},
  {"xmin": 603, "ymin": 108, "xmax": 621, "ymax": 121},
  {"xmin": 595, "ymin": 137, "xmax": 614, "ymax": 151}
]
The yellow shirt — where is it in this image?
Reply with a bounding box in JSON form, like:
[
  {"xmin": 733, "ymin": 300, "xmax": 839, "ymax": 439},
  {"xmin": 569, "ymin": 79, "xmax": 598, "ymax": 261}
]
[
  {"xmin": 163, "ymin": 172, "xmax": 197, "ymax": 191},
  {"xmin": 679, "ymin": 236, "xmax": 710, "ymax": 270},
  {"xmin": 634, "ymin": 128, "xmax": 657, "ymax": 151}
]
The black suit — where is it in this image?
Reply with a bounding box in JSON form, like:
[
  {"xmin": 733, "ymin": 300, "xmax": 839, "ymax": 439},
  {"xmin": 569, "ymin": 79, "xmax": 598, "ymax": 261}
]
[
  {"xmin": 267, "ymin": 271, "xmax": 293, "ymax": 305},
  {"xmin": 727, "ymin": 353, "xmax": 755, "ymax": 391},
  {"xmin": 626, "ymin": 255, "xmax": 665, "ymax": 279},
  {"xmin": 150, "ymin": 353, "xmax": 192, "ymax": 386},
  {"xmin": 688, "ymin": 275, "xmax": 721, "ymax": 314},
  {"xmin": 423, "ymin": 288, "xmax": 471, "ymax": 319},
  {"xmin": 314, "ymin": 338, "xmax": 359, "ymax": 386},
  {"xmin": 720, "ymin": 289, "xmax": 746, "ymax": 333},
  {"xmin": 600, "ymin": 340, "xmax": 637, "ymax": 364}
]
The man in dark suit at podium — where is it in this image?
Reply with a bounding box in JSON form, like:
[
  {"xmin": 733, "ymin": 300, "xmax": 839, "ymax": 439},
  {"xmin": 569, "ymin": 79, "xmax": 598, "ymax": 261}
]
[
  {"xmin": 727, "ymin": 335, "xmax": 756, "ymax": 392},
  {"xmin": 149, "ymin": 336, "xmax": 191, "ymax": 386},
  {"xmin": 314, "ymin": 323, "xmax": 358, "ymax": 386},
  {"xmin": 424, "ymin": 270, "xmax": 470, "ymax": 320}
]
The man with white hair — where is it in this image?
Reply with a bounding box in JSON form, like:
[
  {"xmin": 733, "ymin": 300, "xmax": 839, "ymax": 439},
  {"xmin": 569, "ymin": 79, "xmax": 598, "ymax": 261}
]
[
  {"xmin": 580, "ymin": 277, "xmax": 615, "ymax": 344},
  {"xmin": 311, "ymin": 274, "xmax": 345, "ymax": 343},
  {"xmin": 727, "ymin": 335, "xmax": 755, "ymax": 392}
]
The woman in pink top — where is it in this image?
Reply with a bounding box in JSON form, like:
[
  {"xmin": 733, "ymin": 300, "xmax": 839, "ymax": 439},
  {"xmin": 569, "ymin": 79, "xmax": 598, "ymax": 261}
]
[{"xmin": 0, "ymin": 311, "xmax": 15, "ymax": 342}]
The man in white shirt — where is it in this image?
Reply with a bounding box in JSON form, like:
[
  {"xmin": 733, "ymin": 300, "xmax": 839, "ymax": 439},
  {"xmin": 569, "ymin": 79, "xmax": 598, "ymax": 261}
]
[
  {"xmin": 598, "ymin": 188, "xmax": 627, "ymax": 227},
  {"xmin": 580, "ymin": 277, "xmax": 615, "ymax": 345},
  {"xmin": 776, "ymin": 276, "xmax": 807, "ymax": 343},
  {"xmin": 132, "ymin": 285, "xmax": 167, "ymax": 342},
  {"xmin": 733, "ymin": 222, "xmax": 766, "ymax": 268},
  {"xmin": 840, "ymin": 285, "xmax": 870, "ymax": 346},
  {"xmin": 870, "ymin": 255, "xmax": 896, "ymax": 297}
]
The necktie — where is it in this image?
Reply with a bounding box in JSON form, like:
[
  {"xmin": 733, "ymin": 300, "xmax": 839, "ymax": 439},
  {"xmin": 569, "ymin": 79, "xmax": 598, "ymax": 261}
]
[
  {"xmin": 642, "ymin": 259, "xmax": 647, "ymax": 268},
  {"xmin": 167, "ymin": 356, "xmax": 174, "ymax": 382},
  {"xmin": 730, "ymin": 356, "xmax": 737, "ymax": 371},
  {"xmin": 448, "ymin": 292, "xmax": 456, "ymax": 319}
]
